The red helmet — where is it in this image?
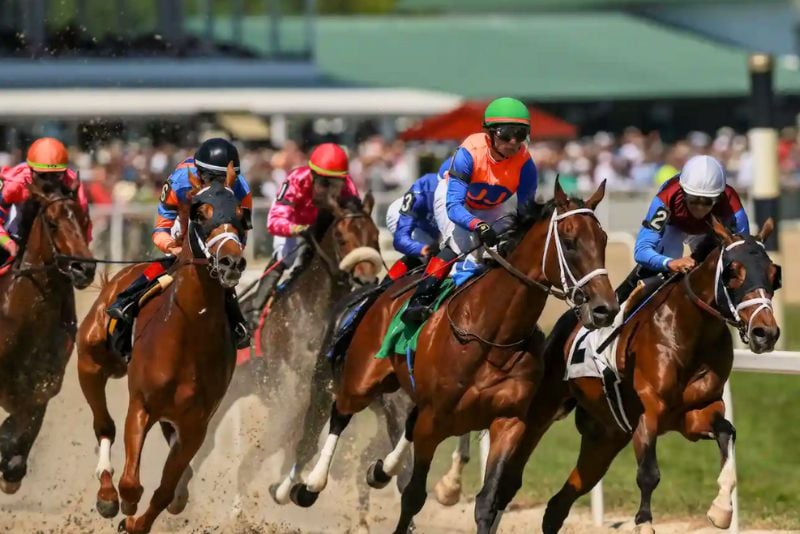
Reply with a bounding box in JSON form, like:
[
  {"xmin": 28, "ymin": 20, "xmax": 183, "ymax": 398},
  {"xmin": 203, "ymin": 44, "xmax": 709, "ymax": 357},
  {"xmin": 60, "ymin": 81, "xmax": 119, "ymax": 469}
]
[
  {"xmin": 26, "ymin": 137, "xmax": 69, "ymax": 173},
  {"xmin": 308, "ymin": 143, "xmax": 349, "ymax": 179}
]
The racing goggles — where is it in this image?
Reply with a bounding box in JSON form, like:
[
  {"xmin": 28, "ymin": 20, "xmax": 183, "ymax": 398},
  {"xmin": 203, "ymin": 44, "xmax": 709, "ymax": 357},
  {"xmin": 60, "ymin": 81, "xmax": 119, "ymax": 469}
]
[
  {"xmin": 685, "ymin": 194, "xmax": 719, "ymax": 207},
  {"xmin": 491, "ymin": 124, "xmax": 530, "ymax": 143}
]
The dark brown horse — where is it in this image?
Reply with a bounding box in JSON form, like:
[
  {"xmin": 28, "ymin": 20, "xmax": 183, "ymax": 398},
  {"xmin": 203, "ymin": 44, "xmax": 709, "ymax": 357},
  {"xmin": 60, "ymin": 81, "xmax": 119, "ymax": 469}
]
[
  {"xmin": 77, "ymin": 167, "xmax": 248, "ymax": 533},
  {"xmin": 0, "ymin": 176, "xmax": 94, "ymax": 493},
  {"xmin": 289, "ymin": 180, "xmax": 618, "ymax": 534},
  {"xmin": 511, "ymin": 217, "xmax": 780, "ymax": 534}
]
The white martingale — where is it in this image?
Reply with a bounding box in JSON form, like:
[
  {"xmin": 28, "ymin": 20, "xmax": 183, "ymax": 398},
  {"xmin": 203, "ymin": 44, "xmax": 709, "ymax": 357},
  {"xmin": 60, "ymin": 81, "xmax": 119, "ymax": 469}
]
[
  {"xmin": 715, "ymin": 240, "xmax": 773, "ymax": 339},
  {"xmin": 382, "ymin": 435, "xmax": 411, "ymax": 477},
  {"xmin": 542, "ymin": 207, "xmax": 609, "ymax": 306},
  {"xmin": 305, "ymin": 434, "xmax": 339, "ymax": 492},
  {"xmin": 94, "ymin": 437, "xmax": 113, "ymax": 480}
]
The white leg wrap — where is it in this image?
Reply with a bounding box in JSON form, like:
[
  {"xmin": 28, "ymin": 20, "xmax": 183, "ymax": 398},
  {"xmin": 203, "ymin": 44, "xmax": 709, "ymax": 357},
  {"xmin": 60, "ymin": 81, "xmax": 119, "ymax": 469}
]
[
  {"xmin": 95, "ymin": 437, "xmax": 113, "ymax": 480},
  {"xmin": 382, "ymin": 436, "xmax": 411, "ymax": 477},
  {"xmin": 305, "ymin": 434, "xmax": 338, "ymax": 492},
  {"xmin": 273, "ymin": 464, "xmax": 297, "ymax": 504}
]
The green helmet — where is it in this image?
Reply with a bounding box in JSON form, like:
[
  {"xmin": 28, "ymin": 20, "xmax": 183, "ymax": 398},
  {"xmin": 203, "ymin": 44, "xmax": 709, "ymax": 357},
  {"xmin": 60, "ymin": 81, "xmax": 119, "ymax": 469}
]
[{"xmin": 483, "ymin": 97, "xmax": 530, "ymax": 127}]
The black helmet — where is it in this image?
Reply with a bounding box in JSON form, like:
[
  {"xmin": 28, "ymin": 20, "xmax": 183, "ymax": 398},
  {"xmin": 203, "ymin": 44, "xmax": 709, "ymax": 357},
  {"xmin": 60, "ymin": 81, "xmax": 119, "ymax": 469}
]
[{"xmin": 194, "ymin": 138, "xmax": 240, "ymax": 177}]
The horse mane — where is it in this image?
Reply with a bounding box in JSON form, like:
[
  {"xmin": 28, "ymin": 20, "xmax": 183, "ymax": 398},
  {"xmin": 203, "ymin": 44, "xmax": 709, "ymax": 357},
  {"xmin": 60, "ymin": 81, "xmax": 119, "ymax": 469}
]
[
  {"xmin": 338, "ymin": 195, "xmax": 364, "ymax": 213},
  {"xmin": 502, "ymin": 196, "xmax": 586, "ymax": 253}
]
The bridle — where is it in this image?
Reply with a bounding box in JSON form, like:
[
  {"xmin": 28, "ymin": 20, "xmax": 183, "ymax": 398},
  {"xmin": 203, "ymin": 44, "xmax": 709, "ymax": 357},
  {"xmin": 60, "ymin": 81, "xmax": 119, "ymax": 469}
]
[
  {"xmin": 449, "ymin": 206, "xmax": 610, "ymax": 349},
  {"xmin": 13, "ymin": 195, "xmax": 86, "ymax": 278},
  {"xmin": 306, "ymin": 211, "xmax": 381, "ymax": 285},
  {"xmin": 683, "ymin": 238, "xmax": 774, "ymax": 344}
]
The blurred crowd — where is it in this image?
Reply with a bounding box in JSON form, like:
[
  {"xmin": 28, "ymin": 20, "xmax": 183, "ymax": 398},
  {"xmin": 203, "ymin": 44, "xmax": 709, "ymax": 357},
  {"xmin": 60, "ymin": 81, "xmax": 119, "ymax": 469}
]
[{"xmin": 3, "ymin": 126, "xmax": 800, "ymax": 209}]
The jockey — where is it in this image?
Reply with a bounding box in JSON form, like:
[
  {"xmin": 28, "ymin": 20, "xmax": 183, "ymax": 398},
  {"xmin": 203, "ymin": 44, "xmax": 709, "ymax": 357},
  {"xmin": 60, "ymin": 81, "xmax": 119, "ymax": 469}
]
[
  {"xmin": 382, "ymin": 158, "xmax": 451, "ymax": 281},
  {"xmin": 106, "ymin": 138, "xmax": 253, "ymax": 355},
  {"xmin": 0, "ymin": 137, "xmax": 91, "ymax": 265},
  {"xmin": 241, "ymin": 142, "xmax": 359, "ymax": 326},
  {"xmin": 616, "ymin": 154, "xmax": 750, "ymax": 303},
  {"xmin": 402, "ymin": 97, "xmax": 539, "ymax": 322}
]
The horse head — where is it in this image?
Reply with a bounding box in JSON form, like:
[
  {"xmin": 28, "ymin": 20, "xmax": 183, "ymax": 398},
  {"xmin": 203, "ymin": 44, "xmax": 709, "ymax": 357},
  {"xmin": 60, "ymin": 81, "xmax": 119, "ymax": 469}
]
[
  {"xmin": 184, "ymin": 163, "xmax": 247, "ymax": 288},
  {"xmin": 24, "ymin": 174, "xmax": 95, "ymax": 289},
  {"xmin": 708, "ymin": 216, "xmax": 781, "ymax": 353},
  {"xmin": 508, "ymin": 177, "xmax": 617, "ymax": 328},
  {"xmin": 318, "ymin": 191, "xmax": 383, "ymax": 285}
]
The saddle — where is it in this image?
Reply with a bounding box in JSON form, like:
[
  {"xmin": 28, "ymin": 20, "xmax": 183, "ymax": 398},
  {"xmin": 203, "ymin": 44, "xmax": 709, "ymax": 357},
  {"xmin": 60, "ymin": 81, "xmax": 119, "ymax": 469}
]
[{"xmin": 106, "ymin": 274, "xmax": 174, "ymax": 359}]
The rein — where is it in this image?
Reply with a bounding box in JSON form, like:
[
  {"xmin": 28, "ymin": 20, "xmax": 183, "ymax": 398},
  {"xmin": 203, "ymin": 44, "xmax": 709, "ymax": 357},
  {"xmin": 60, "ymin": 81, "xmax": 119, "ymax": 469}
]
[
  {"xmin": 13, "ymin": 197, "xmax": 81, "ymax": 277},
  {"xmin": 308, "ymin": 211, "xmax": 375, "ymax": 284},
  {"xmin": 446, "ymin": 206, "xmax": 609, "ymax": 349}
]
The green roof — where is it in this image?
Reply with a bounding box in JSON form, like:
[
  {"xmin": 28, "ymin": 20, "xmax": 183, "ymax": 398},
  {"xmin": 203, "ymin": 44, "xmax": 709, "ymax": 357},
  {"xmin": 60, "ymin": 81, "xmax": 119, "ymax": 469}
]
[
  {"xmin": 186, "ymin": 13, "xmax": 800, "ymax": 100},
  {"xmin": 396, "ymin": 0, "xmax": 784, "ymax": 13}
]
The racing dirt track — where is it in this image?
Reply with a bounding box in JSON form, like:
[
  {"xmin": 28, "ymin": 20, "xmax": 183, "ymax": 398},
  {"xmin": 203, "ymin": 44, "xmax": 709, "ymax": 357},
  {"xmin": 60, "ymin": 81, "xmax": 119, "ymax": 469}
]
[{"xmin": 0, "ymin": 247, "xmax": 794, "ymax": 534}]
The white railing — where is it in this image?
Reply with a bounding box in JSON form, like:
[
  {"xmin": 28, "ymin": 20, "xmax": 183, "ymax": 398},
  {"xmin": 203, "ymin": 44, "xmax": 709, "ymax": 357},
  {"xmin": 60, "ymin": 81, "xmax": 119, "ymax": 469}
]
[{"xmin": 588, "ymin": 351, "xmax": 800, "ymax": 533}]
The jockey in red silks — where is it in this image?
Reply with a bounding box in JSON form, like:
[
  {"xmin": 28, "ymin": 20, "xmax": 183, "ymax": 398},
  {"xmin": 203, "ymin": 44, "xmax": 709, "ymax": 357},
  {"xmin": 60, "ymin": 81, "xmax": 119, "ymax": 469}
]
[
  {"xmin": 0, "ymin": 137, "xmax": 92, "ymax": 266},
  {"xmin": 241, "ymin": 143, "xmax": 359, "ymax": 327},
  {"xmin": 106, "ymin": 138, "xmax": 253, "ymax": 359}
]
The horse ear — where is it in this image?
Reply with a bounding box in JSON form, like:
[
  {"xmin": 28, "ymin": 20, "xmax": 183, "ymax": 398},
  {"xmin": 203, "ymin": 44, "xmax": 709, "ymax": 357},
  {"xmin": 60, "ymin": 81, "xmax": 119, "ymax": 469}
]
[
  {"xmin": 187, "ymin": 167, "xmax": 202, "ymax": 192},
  {"xmin": 225, "ymin": 161, "xmax": 237, "ymax": 189},
  {"xmin": 710, "ymin": 215, "xmax": 734, "ymax": 245},
  {"xmin": 757, "ymin": 217, "xmax": 774, "ymax": 243},
  {"xmin": 326, "ymin": 195, "xmax": 344, "ymax": 218},
  {"xmin": 553, "ymin": 175, "xmax": 568, "ymax": 207},
  {"xmin": 586, "ymin": 179, "xmax": 606, "ymax": 210},
  {"xmin": 362, "ymin": 191, "xmax": 375, "ymax": 215}
]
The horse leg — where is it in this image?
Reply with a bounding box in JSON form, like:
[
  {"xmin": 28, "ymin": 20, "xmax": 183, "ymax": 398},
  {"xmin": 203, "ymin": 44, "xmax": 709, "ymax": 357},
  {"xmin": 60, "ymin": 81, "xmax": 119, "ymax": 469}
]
[
  {"xmin": 392, "ymin": 407, "xmax": 442, "ymax": 534},
  {"xmin": 271, "ymin": 355, "xmax": 333, "ymax": 505},
  {"xmin": 473, "ymin": 418, "xmax": 529, "ymax": 534},
  {"xmin": 379, "ymin": 391, "xmax": 413, "ymax": 493},
  {"xmin": 367, "ymin": 406, "xmax": 417, "ymax": 490},
  {"xmin": 120, "ymin": 420, "xmax": 206, "ymax": 534},
  {"xmin": 289, "ymin": 399, "xmax": 354, "ymax": 507},
  {"xmin": 118, "ymin": 398, "xmax": 154, "ymax": 517},
  {"xmin": 680, "ymin": 400, "xmax": 736, "ymax": 529},
  {"xmin": 632, "ymin": 407, "xmax": 663, "ymax": 534},
  {"xmin": 434, "ymin": 433, "xmax": 470, "ymax": 506},
  {"xmin": 77, "ymin": 357, "xmax": 119, "ymax": 517},
  {"xmin": 542, "ymin": 408, "xmax": 631, "ymax": 534},
  {"xmin": 157, "ymin": 422, "xmax": 194, "ymax": 515},
  {"xmin": 0, "ymin": 403, "xmax": 46, "ymax": 494}
]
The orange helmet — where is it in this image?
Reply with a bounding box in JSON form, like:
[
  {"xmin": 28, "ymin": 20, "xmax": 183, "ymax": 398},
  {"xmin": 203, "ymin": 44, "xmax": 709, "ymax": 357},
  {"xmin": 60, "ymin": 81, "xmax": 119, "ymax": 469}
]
[
  {"xmin": 26, "ymin": 137, "xmax": 69, "ymax": 173},
  {"xmin": 308, "ymin": 143, "xmax": 349, "ymax": 179}
]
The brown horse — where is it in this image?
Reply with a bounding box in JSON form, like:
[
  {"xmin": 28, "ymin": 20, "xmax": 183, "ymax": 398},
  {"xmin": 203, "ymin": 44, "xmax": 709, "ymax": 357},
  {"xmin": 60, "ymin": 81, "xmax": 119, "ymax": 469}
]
[
  {"xmin": 77, "ymin": 168, "xmax": 248, "ymax": 533},
  {"xmin": 514, "ymin": 217, "xmax": 780, "ymax": 534},
  {"xmin": 0, "ymin": 176, "xmax": 94, "ymax": 493},
  {"xmin": 290, "ymin": 180, "xmax": 618, "ymax": 534}
]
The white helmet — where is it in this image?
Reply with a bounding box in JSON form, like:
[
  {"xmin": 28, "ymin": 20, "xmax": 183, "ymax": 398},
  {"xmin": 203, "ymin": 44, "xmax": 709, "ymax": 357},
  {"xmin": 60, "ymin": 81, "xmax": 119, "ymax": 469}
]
[{"xmin": 679, "ymin": 155, "xmax": 726, "ymax": 198}]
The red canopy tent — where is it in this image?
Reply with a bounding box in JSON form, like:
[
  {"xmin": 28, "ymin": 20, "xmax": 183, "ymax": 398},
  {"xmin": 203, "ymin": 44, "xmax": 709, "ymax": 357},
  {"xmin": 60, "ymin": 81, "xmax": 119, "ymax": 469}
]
[{"xmin": 399, "ymin": 100, "xmax": 577, "ymax": 142}]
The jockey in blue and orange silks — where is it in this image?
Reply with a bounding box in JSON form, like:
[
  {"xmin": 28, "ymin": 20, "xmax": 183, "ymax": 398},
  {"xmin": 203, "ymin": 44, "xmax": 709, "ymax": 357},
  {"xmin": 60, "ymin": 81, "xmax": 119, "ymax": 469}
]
[
  {"xmin": 106, "ymin": 138, "xmax": 253, "ymax": 357},
  {"xmin": 402, "ymin": 97, "xmax": 539, "ymax": 322}
]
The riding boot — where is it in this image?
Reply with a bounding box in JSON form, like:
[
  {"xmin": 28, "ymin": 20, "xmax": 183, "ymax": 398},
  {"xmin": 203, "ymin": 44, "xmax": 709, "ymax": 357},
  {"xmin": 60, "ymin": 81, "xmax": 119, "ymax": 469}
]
[
  {"xmin": 401, "ymin": 275, "xmax": 443, "ymax": 324},
  {"xmin": 242, "ymin": 261, "xmax": 286, "ymax": 330},
  {"xmin": 106, "ymin": 273, "xmax": 153, "ymax": 359},
  {"xmin": 384, "ymin": 254, "xmax": 425, "ymax": 283},
  {"xmin": 401, "ymin": 249, "xmax": 457, "ymax": 323},
  {"xmin": 224, "ymin": 288, "xmax": 251, "ymax": 349},
  {"xmin": 615, "ymin": 266, "xmax": 642, "ymax": 304}
]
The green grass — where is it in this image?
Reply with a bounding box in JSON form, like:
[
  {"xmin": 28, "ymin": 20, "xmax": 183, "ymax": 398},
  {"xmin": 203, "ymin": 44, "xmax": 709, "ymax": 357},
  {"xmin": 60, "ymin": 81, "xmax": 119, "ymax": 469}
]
[{"xmin": 430, "ymin": 304, "xmax": 800, "ymax": 529}]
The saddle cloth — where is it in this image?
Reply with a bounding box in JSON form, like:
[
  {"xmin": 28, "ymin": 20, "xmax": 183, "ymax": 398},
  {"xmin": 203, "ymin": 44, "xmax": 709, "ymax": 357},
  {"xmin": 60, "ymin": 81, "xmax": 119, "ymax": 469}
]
[{"xmin": 565, "ymin": 304, "xmax": 634, "ymax": 433}]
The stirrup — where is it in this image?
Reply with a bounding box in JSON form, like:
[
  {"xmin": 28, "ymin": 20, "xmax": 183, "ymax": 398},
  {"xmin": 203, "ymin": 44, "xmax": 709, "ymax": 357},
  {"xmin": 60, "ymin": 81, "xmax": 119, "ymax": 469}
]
[{"xmin": 233, "ymin": 322, "xmax": 251, "ymax": 349}]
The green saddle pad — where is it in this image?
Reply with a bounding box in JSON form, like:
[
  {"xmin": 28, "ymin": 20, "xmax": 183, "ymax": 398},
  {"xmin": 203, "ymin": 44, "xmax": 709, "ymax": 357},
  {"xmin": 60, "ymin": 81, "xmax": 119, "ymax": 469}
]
[{"xmin": 376, "ymin": 278, "xmax": 456, "ymax": 359}]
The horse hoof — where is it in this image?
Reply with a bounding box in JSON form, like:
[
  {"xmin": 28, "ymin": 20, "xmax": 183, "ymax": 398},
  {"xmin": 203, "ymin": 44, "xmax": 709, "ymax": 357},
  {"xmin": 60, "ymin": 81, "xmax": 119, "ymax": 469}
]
[
  {"xmin": 0, "ymin": 478, "xmax": 21, "ymax": 494},
  {"xmin": 269, "ymin": 482, "xmax": 291, "ymax": 505},
  {"xmin": 434, "ymin": 476, "xmax": 461, "ymax": 507},
  {"xmin": 366, "ymin": 459, "xmax": 391, "ymax": 490},
  {"xmin": 96, "ymin": 498, "xmax": 120, "ymax": 518},
  {"xmin": 633, "ymin": 522, "xmax": 656, "ymax": 534},
  {"xmin": 707, "ymin": 503, "xmax": 733, "ymax": 529},
  {"xmin": 166, "ymin": 493, "xmax": 189, "ymax": 515},
  {"xmin": 289, "ymin": 483, "xmax": 319, "ymax": 508},
  {"xmin": 120, "ymin": 500, "xmax": 137, "ymax": 516}
]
